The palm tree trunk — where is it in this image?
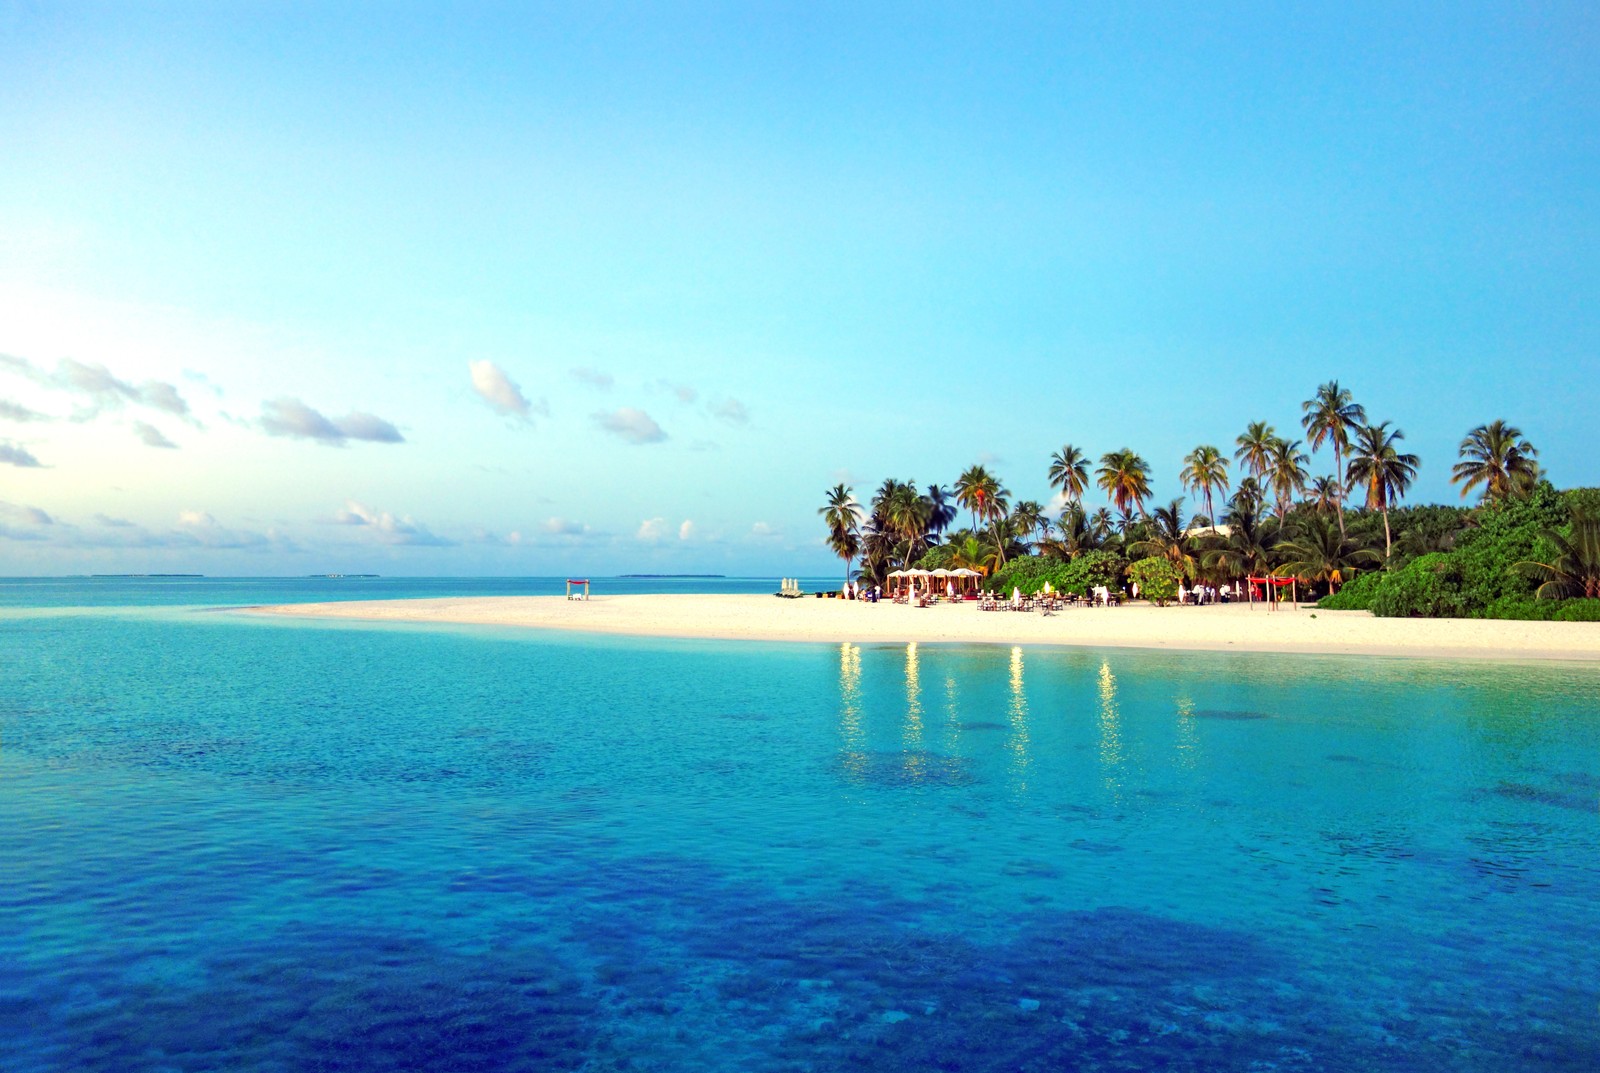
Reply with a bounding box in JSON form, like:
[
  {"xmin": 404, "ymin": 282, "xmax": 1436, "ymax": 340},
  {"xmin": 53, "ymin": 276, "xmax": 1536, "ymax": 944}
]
[
  {"xmin": 1382, "ymin": 505, "xmax": 1392, "ymax": 560},
  {"xmin": 1334, "ymin": 443, "xmax": 1347, "ymax": 542}
]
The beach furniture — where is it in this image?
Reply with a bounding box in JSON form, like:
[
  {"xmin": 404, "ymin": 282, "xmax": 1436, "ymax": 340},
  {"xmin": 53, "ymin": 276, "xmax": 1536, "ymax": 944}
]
[{"xmin": 565, "ymin": 579, "xmax": 590, "ymax": 600}]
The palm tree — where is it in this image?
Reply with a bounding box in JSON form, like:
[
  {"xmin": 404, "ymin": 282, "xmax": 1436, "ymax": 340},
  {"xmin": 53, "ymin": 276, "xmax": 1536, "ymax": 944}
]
[
  {"xmin": 1302, "ymin": 381, "xmax": 1366, "ymax": 539},
  {"xmin": 1009, "ymin": 500, "xmax": 1048, "ymax": 550},
  {"xmin": 1179, "ymin": 445, "xmax": 1229, "ymax": 532},
  {"xmin": 1096, "ymin": 448, "xmax": 1153, "ymax": 518},
  {"xmin": 1515, "ymin": 511, "xmax": 1600, "ymax": 599},
  {"xmin": 1202, "ymin": 506, "xmax": 1279, "ymax": 592},
  {"xmin": 1230, "ymin": 476, "xmax": 1265, "ymax": 516},
  {"xmin": 884, "ymin": 482, "xmax": 931, "ymax": 566},
  {"xmin": 1346, "ymin": 421, "xmax": 1420, "ymax": 560},
  {"xmin": 925, "ymin": 484, "xmax": 959, "ymax": 537},
  {"xmin": 1307, "ymin": 475, "xmax": 1342, "ymax": 517},
  {"xmin": 954, "ymin": 465, "xmax": 1001, "ymax": 532},
  {"xmin": 1128, "ymin": 499, "xmax": 1200, "ymax": 579},
  {"xmin": 1042, "ymin": 503, "xmax": 1104, "ymax": 560},
  {"xmin": 819, "ymin": 484, "xmax": 862, "ymax": 586},
  {"xmin": 1452, "ymin": 421, "xmax": 1541, "ymax": 504},
  {"xmin": 949, "ymin": 534, "xmax": 1001, "ymax": 577},
  {"xmin": 1275, "ymin": 513, "xmax": 1381, "ymax": 593},
  {"xmin": 1087, "ymin": 507, "xmax": 1115, "ymax": 543},
  {"xmin": 1234, "ymin": 421, "xmax": 1278, "ymax": 483},
  {"xmin": 1267, "ymin": 438, "xmax": 1310, "ymax": 521},
  {"xmin": 1047, "ymin": 444, "xmax": 1091, "ymax": 504}
]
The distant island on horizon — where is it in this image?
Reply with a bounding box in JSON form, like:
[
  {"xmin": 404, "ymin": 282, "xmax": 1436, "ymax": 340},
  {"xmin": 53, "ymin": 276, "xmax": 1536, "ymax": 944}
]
[{"xmin": 618, "ymin": 574, "xmax": 727, "ymax": 579}]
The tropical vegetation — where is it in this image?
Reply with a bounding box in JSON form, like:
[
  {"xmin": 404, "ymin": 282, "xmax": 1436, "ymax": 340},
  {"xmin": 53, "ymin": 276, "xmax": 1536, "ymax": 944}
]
[{"xmin": 818, "ymin": 383, "xmax": 1597, "ymax": 621}]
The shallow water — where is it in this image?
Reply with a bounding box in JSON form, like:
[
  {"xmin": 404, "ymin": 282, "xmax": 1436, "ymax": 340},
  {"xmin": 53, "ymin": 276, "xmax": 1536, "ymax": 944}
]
[{"xmin": 3, "ymin": 583, "xmax": 1598, "ymax": 1071}]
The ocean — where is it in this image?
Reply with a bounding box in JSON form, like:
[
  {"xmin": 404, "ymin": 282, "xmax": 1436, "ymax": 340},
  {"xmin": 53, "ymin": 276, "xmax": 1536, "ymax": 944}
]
[{"xmin": 2, "ymin": 577, "xmax": 1597, "ymax": 1071}]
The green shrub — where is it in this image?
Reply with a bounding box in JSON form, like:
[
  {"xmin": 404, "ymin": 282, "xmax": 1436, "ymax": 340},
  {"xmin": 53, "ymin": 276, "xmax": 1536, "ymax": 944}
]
[
  {"xmin": 987, "ymin": 555, "xmax": 1072, "ymax": 596},
  {"xmin": 1318, "ymin": 570, "xmax": 1383, "ymax": 611},
  {"xmin": 1483, "ymin": 596, "xmax": 1560, "ymax": 621},
  {"xmin": 1127, "ymin": 557, "xmax": 1182, "ymax": 605},
  {"xmin": 1369, "ymin": 553, "xmax": 1467, "ymax": 618},
  {"xmin": 1554, "ymin": 599, "xmax": 1600, "ymax": 622}
]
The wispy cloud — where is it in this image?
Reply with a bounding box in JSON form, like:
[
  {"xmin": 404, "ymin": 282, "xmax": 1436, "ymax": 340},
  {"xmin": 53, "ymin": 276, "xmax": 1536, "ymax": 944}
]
[
  {"xmin": 469, "ymin": 360, "xmax": 545, "ymax": 420},
  {"xmin": 542, "ymin": 517, "xmax": 591, "ymax": 536},
  {"xmin": 594, "ymin": 407, "xmax": 667, "ymax": 445},
  {"xmin": 0, "ymin": 501, "xmax": 53, "ymax": 526},
  {"xmin": 750, "ymin": 522, "xmax": 782, "ymax": 539},
  {"xmin": 0, "ymin": 503, "xmax": 291, "ymax": 552},
  {"xmin": 0, "ymin": 442, "xmax": 42, "ymax": 467},
  {"xmin": 176, "ymin": 510, "xmax": 274, "ymax": 549},
  {"xmin": 1, "ymin": 352, "xmax": 195, "ymax": 423},
  {"xmin": 334, "ymin": 500, "xmax": 453, "ymax": 546},
  {"xmin": 709, "ymin": 398, "xmax": 749, "ymax": 425},
  {"xmin": 570, "ymin": 366, "xmax": 614, "ymax": 390},
  {"xmin": 0, "ymin": 400, "xmax": 46, "ymax": 422},
  {"xmin": 132, "ymin": 420, "xmax": 177, "ymax": 448},
  {"xmin": 260, "ymin": 398, "xmax": 404, "ymax": 446}
]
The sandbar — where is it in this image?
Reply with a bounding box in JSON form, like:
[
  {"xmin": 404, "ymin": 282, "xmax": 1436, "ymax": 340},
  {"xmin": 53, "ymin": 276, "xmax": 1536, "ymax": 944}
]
[{"xmin": 246, "ymin": 594, "xmax": 1600, "ymax": 662}]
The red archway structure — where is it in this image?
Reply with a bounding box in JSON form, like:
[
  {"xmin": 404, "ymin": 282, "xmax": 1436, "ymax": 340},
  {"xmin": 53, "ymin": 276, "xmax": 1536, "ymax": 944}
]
[
  {"xmin": 1246, "ymin": 575, "xmax": 1297, "ymax": 610},
  {"xmin": 565, "ymin": 579, "xmax": 590, "ymax": 601}
]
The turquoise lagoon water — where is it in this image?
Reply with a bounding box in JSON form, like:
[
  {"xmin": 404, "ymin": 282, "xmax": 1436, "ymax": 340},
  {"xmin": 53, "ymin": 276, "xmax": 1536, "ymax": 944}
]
[{"xmin": 2, "ymin": 579, "xmax": 1597, "ymax": 1071}]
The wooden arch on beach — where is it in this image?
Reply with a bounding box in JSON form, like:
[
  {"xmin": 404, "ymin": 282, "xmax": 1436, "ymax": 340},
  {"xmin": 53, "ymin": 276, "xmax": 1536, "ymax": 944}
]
[{"xmin": 566, "ymin": 579, "xmax": 590, "ymax": 600}]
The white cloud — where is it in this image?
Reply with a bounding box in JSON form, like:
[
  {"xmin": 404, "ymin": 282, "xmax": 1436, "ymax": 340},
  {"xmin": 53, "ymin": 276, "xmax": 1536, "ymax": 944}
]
[
  {"xmin": 636, "ymin": 516, "xmax": 667, "ymax": 542},
  {"xmin": 678, "ymin": 520, "xmax": 696, "ymax": 541},
  {"xmin": 660, "ymin": 381, "xmax": 697, "ymax": 403},
  {"xmin": 710, "ymin": 397, "xmax": 749, "ymax": 425},
  {"xmin": 542, "ymin": 517, "xmax": 590, "ymax": 536},
  {"xmin": 132, "ymin": 420, "xmax": 177, "ymax": 448},
  {"xmin": 0, "ymin": 442, "xmax": 42, "ymax": 467},
  {"xmin": 570, "ymin": 366, "xmax": 614, "ymax": 390},
  {"xmin": 469, "ymin": 360, "xmax": 543, "ymax": 419},
  {"xmin": 595, "ymin": 407, "xmax": 667, "ymax": 445},
  {"xmin": 751, "ymin": 522, "xmax": 782, "ymax": 539},
  {"xmin": 334, "ymin": 500, "xmax": 454, "ymax": 546},
  {"xmin": 260, "ymin": 397, "xmax": 404, "ymax": 446}
]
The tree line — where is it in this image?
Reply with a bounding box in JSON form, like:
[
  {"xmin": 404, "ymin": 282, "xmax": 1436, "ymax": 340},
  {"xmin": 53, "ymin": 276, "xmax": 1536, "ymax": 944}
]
[{"xmin": 819, "ymin": 381, "xmax": 1598, "ymax": 618}]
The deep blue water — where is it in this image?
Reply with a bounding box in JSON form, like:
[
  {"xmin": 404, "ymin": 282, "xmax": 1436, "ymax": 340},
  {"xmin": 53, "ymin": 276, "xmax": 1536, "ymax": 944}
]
[{"xmin": 2, "ymin": 579, "xmax": 1597, "ymax": 1071}]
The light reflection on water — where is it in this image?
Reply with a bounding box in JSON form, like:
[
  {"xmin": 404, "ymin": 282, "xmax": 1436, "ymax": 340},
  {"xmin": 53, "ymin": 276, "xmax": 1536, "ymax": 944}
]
[
  {"xmin": 1097, "ymin": 658, "xmax": 1125, "ymax": 797},
  {"xmin": 1006, "ymin": 645, "xmax": 1031, "ymax": 793},
  {"xmin": 837, "ymin": 642, "xmax": 864, "ymax": 780}
]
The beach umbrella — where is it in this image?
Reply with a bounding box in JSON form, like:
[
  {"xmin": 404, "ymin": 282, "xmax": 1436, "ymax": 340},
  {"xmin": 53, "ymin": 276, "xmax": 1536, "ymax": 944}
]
[{"xmin": 1043, "ymin": 581, "xmax": 1051, "ymax": 595}]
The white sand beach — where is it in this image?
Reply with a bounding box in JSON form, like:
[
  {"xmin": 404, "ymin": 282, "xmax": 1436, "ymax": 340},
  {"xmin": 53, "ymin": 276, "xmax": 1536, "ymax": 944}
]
[{"xmin": 248, "ymin": 595, "xmax": 1600, "ymax": 662}]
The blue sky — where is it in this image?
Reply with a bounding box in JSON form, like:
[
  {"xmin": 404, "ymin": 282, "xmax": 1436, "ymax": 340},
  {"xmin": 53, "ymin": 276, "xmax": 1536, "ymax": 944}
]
[{"xmin": 2, "ymin": 2, "xmax": 1596, "ymax": 575}]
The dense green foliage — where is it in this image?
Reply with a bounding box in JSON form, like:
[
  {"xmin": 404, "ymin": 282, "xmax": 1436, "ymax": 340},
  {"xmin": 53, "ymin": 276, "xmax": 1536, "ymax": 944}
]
[
  {"xmin": 1317, "ymin": 483, "xmax": 1600, "ymax": 618},
  {"xmin": 1315, "ymin": 570, "xmax": 1383, "ymax": 610},
  {"xmin": 991, "ymin": 551, "xmax": 1128, "ymax": 596},
  {"xmin": 1127, "ymin": 557, "xmax": 1182, "ymax": 605},
  {"xmin": 985, "ymin": 555, "xmax": 1071, "ymax": 595}
]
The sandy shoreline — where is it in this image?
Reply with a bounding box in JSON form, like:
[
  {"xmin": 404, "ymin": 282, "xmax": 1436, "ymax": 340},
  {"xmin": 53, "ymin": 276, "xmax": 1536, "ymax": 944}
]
[{"xmin": 245, "ymin": 594, "xmax": 1600, "ymax": 662}]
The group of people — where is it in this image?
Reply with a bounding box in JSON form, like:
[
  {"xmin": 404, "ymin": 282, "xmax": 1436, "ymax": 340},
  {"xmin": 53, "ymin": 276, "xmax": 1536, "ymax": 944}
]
[{"xmin": 839, "ymin": 581, "xmax": 881, "ymax": 602}]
